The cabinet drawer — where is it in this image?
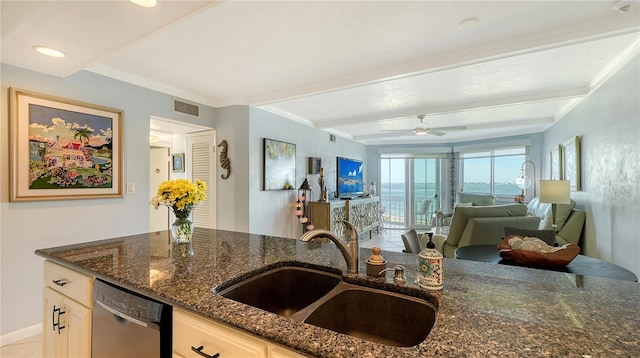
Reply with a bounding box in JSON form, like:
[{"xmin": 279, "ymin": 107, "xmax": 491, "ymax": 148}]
[
  {"xmin": 268, "ymin": 345, "xmax": 307, "ymax": 358},
  {"xmin": 44, "ymin": 261, "xmax": 93, "ymax": 307},
  {"xmin": 174, "ymin": 309, "xmax": 266, "ymax": 358}
]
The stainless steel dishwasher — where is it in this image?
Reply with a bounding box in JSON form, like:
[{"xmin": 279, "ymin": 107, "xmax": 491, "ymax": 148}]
[{"xmin": 92, "ymin": 279, "xmax": 172, "ymax": 357}]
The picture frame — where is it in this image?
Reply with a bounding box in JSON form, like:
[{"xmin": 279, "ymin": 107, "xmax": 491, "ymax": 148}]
[
  {"xmin": 172, "ymin": 153, "xmax": 185, "ymax": 172},
  {"xmin": 308, "ymin": 157, "xmax": 322, "ymax": 174},
  {"xmin": 263, "ymin": 138, "xmax": 296, "ymax": 190},
  {"xmin": 549, "ymin": 144, "xmax": 563, "ymax": 180},
  {"xmin": 9, "ymin": 88, "xmax": 123, "ymax": 201},
  {"xmin": 562, "ymin": 136, "xmax": 581, "ymax": 191}
]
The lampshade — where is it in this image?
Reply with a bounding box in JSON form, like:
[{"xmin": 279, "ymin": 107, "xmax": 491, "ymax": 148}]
[
  {"xmin": 539, "ymin": 180, "xmax": 570, "ymax": 204},
  {"xmin": 516, "ymin": 160, "xmax": 536, "ymax": 197},
  {"xmin": 515, "ymin": 174, "xmax": 532, "ymax": 189}
]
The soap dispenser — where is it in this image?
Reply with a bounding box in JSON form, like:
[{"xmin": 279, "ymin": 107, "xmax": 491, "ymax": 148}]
[{"xmin": 418, "ymin": 232, "xmax": 443, "ymax": 290}]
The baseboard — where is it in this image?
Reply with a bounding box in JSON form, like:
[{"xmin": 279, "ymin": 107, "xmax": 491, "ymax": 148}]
[{"xmin": 0, "ymin": 323, "xmax": 42, "ymax": 347}]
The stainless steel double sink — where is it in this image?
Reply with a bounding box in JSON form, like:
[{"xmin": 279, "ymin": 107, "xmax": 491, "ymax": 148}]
[{"xmin": 214, "ymin": 264, "xmax": 437, "ymax": 347}]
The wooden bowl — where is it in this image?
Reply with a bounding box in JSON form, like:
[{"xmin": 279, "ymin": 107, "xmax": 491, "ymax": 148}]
[{"xmin": 497, "ymin": 236, "xmax": 580, "ymax": 268}]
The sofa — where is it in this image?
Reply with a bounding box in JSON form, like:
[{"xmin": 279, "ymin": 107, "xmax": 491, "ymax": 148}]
[
  {"xmin": 431, "ymin": 204, "xmax": 540, "ymax": 258},
  {"xmin": 525, "ymin": 197, "xmax": 585, "ymax": 246},
  {"xmin": 436, "ymin": 192, "xmax": 496, "ymax": 226}
]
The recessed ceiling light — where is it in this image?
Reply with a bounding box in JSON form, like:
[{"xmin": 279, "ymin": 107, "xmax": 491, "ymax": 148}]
[
  {"xmin": 458, "ymin": 17, "xmax": 479, "ymax": 30},
  {"xmin": 33, "ymin": 46, "xmax": 65, "ymax": 58},
  {"xmin": 130, "ymin": 0, "xmax": 157, "ymax": 8}
]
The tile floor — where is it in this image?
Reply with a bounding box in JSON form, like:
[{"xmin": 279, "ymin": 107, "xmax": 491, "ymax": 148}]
[
  {"xmin": 0, "ymin": 334, "xmax": 42, "ymax": 358},
  {"xmin": 360, "ymin": 226, "xmax": 429, "ymax": 253},
  {"xmin": 0, "ymin": 226, "xmax": 415, "ymax": 358}
]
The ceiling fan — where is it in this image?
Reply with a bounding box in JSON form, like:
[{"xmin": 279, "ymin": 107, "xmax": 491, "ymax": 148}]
[{"xmin": 382, "ymin": 115, "xmax": 467, "ymax": 137}]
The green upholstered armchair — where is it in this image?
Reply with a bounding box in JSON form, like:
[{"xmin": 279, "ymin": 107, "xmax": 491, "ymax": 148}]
[
  {"xmin": 431, "ymin": 204, "xmax": 540, "ymax": 258},
  {"xmin": 526, "ymin": 197, "xmax": 586, "ymax": 246}
]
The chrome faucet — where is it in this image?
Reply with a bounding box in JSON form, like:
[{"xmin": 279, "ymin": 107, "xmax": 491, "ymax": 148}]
[{"xmin": 299, "ymin": 220, "xmax": 359, "ymax": 275}]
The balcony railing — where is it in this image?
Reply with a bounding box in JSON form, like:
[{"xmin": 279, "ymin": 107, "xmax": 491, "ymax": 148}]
[{"xmin": 380, "ymin": 195, "xmax": 438, "ymax": 228}]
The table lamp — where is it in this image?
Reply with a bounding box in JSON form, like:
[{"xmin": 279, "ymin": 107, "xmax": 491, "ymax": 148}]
[{"xmin": 539, "ymin": 180, "xmax": 570, "ymax": 233}]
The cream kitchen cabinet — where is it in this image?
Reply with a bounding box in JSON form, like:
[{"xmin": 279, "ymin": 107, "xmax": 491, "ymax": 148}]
[
  {"xmin": 42, "ymin": 260, "xmax": 93, "ymax": 358},
  {"xmin": 173, "ymin": 309, "xmax": 305, "ymax": 358}
]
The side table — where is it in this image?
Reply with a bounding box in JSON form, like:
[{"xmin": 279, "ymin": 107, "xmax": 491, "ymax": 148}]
[{"xmin": 454, "ymin": 245, "xmax": 637, "ymax": 282}]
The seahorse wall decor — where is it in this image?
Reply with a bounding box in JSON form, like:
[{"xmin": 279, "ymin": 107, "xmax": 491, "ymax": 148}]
[{"xmin": 218, "ymin": 140, "xmax": 231, "ymax": 179}]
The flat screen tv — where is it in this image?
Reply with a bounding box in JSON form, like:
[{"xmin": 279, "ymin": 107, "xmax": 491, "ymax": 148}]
[{"xmin": 337, "ymin": 157, "xmax": 364, "ymax": 199}]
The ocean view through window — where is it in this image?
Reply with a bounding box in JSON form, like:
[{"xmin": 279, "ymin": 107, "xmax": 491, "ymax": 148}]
[
  {"xmin": 460, "ymin": 147, "xmax": 525, "ymax": 200},
  {"xmin": 380, "ymin": 155, "xmax": 443, "ymax": 229},
  {"xmin": 380, "ymin": 147, "xmax": 526, "ymax": 229}
]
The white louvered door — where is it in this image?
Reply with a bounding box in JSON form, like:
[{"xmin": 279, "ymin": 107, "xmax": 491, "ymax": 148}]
[{"xmin": 187, "ymin": 131, "xmax": 216, "ymax": 229}]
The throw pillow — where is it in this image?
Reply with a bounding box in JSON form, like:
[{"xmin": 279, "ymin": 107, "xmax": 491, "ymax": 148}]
[{"xmin": 504, "ymin": 226, "xmax": 557, "ymax": 245}]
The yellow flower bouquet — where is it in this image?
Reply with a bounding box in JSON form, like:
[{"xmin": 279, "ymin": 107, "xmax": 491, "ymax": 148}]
[{"xmin": 151, "ymin": 179, "xmax": 207, "ymax": 243}]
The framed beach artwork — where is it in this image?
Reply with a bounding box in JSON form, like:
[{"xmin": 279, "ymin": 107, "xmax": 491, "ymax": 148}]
[
  {"xmin": 9, "ymin": 88, "xmax": 123, "ymax": 201},
  {"xmin": 562, "ymin": 136, "xmax": 581, "ymax": 191},
  {"xmin": 549, "ymin": 144, "xmax": 563, "ymax": 180},
  {"xmin": 263, "ymin": 138, "xmax": 296, "ymax": 190}
]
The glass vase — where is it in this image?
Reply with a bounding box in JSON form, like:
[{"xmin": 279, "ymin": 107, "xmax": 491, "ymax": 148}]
[{"xmin": 171, "ymin": 212, "xmax": 194, "ymax": 244}]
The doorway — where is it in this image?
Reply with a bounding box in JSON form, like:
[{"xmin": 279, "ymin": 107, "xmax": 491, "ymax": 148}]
[
  {"xmin": 149, "ymin": 147, "xmax": 170, "ymax": 232},
  {"xmin": 149, "ymin": 117, "xmax": 215, "ymax": 232}
]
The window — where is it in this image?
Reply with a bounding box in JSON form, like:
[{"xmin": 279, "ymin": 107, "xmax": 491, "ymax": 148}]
[
  {"xmin": 459, "ymin": 147, "xmax": 526, "ymax": 200},
  {"xmin": 380, "ymin": 154, "xmax": 444, "ymax": 229}
]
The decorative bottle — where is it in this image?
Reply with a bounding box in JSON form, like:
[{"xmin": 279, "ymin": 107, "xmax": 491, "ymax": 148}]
[{"xmin": 418, "ymin": 232, "xmax": 443, "ymax": 290}]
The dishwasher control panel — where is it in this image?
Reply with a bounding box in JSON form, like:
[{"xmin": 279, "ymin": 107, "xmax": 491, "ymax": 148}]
[{"xmin": 94, "ymin": 279, "xmax": 164, "ymax": 323}]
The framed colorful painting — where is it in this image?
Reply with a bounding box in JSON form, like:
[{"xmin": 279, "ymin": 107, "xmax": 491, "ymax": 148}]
[
  {"xmin": 9, "ymin": 88, "xmax": 123, "ymax": 201},
  {"xmin": 263, "ymin": 138, "xmax": 296, "ymax": 190}
]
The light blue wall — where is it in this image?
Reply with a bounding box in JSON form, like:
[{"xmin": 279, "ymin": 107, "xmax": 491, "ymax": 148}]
[
  {"xmin": 543, "ymin": 54, "xmax": 639, "ymax": 276},
  {"xmin": 248, "ymin": 107, "xmax": 367, "ymax": 238},
  {"xmin": 214, "ymin": 105, "xmax": 251, "ymax": 232},
  {"xmin": 0, "ymin": 64, "xmax": 216, "ymax": 336}
]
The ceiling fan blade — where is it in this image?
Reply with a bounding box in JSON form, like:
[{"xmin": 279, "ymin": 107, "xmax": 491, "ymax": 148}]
[
  {"xmin": 432, "ymin": 125, "xmax": 467, "ymax": 131},
  {"xmin": 428, "ymin": 130, "xmax": 447, "ymax": 136}
]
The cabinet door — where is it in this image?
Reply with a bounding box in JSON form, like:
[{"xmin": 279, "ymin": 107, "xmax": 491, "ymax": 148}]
[
  {"xmin": 173, "ymin": 310, "xmax": 267, "ymax": 358},
  {"xmin": 43, "ymin": 288, "xmax": 92, "ymax": 358}
]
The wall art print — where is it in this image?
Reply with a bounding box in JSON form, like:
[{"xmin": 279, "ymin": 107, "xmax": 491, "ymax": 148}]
[
  {"xmin": 562, "ymin": 136, "xmax": 581, "ymax": 191},
  {"xmin": 263, "ymin": 138, "xmax": 296, "ymax": 190},
  {"xmin": 172, "ymin": 153, "xmax": 185, "ymax": 173},
  {"xmin": 9, "ymin": 88, "xmax": 123, "ymax": 201},
  {"xmin": 550, "ymin": 144, "xmax": 563, "ymax": 180}
]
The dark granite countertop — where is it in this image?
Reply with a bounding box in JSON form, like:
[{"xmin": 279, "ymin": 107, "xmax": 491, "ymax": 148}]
[{"xmin": 36, "ymin": 228, "xmax": 640, "ymax": 357}]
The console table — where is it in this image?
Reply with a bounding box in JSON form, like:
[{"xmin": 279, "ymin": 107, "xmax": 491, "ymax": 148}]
[
  {"xmin": 455, "ymin": 245, "xmax": 637, "ymax": 282},
  {"xmin": 309, "ymin": 197, "xmax": 380, "ymax": 239}
]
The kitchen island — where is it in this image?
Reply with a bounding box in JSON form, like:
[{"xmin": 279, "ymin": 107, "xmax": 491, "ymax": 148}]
[{"xmin": 36, "ymin": 228, "xmax": 640, "ymax": 357}]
